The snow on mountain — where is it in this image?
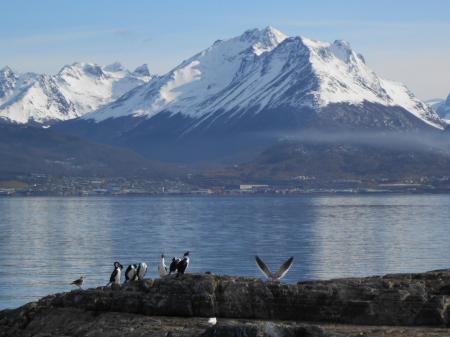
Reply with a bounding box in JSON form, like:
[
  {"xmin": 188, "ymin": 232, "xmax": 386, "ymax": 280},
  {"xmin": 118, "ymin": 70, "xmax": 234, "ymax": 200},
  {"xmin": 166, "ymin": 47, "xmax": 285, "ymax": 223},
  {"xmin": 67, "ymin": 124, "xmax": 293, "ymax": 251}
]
[
  {"xmin": 0, "ymin": 67, "xmax": 18, "ymax": 103},
  {"xmin": 427, "ymin": 94, "xmax": 450, "ymax": 121},
  {"xmin": 85, "ymin": 26, "xmax": 443, "ymax": 130},
  {"xmin": 0, "ymin": 63, "xmax": 153, "ymax": 124}
]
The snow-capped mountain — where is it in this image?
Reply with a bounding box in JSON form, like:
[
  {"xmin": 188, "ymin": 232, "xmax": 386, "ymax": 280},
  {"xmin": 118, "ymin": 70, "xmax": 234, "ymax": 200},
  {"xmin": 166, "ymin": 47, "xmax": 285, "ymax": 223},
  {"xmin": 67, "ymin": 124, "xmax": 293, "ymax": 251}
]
[
  {"xmin": 0, "ymin": 63, "xmax": 153, "ymax": 124},
  {"xmin": 54, "ymin": 27, "xmax": 445, "ymax": 162},
  {"xmin": 428, "ymin": 94, "xmax": 450, "ymax": 120},
  {"xmin": 85, "ymin": 26, "xmax": 442, "ymax": 130}
]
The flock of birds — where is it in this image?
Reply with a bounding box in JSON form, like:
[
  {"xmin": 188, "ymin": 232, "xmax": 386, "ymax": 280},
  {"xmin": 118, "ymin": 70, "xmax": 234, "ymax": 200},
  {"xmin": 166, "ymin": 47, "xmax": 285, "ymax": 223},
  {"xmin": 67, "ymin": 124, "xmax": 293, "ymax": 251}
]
[{"xmin": 71, "ymin": 253, "xmax": 294, "ymax": 289}]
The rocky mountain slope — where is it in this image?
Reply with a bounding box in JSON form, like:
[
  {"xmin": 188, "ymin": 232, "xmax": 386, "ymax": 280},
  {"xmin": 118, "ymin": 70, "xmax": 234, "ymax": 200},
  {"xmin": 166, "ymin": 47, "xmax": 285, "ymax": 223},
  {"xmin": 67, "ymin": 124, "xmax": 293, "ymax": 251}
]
[
  {"xmin": 218, "ymin": 136, "xmax": 450, "ymax": 183},
  {"xmin": 0, "ymin": 123, "xmax": 166, "ymax": 179}
]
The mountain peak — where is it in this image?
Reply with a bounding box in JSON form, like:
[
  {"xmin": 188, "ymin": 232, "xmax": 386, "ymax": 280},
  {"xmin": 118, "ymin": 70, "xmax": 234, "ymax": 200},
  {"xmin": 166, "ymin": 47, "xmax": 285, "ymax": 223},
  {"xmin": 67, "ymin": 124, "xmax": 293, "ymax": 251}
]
[
  {"xmin": 68, "ymin": 61, "xmax": 97, "ymax": 69},
  {"xmin": 238, "ymin": 26, "xmax": 288, "ymax": 56},
  {"xmin": 332, "ymin": 39, "xmax": 351, "ymax": 49},
  {"xmin": 240, "ymin": 26, "xmax": 287, "ymax": 45},
  {"xmin": 0, "ymin": 66, "xmax": 15, "ymax": 82},
  {"xmin": 263, "ymin": 26, "xmax": 288, "ymax": 42},
  {"xmin": 1, "ymin": 66, "xmax": 14, "ymax": 74},
  {"xmin": 104, "ymin": 62, "xmax": 125, "ymax": 72},
  {"xmin": 133, "ymin": 64, "xmax": 151, "ymax": 77},
  {"xmin": 58, "ymin": 62, "xmax": 105, "ymax": 78},
  {"xmin": 329, "ymin": 39, "xmax": 355, "ymax": 63},
  {"xmin": 0, "ymin": 66, "xmax": 17, "ymax": 100}
]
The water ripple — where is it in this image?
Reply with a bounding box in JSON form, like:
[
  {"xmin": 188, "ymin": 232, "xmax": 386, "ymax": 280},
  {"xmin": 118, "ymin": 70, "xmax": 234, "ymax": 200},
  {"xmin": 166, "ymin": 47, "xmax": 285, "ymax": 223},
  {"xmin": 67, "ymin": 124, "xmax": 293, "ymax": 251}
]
[{"xmin": 0, "ymin": 195, "xmax": 449, "ymax": 309}]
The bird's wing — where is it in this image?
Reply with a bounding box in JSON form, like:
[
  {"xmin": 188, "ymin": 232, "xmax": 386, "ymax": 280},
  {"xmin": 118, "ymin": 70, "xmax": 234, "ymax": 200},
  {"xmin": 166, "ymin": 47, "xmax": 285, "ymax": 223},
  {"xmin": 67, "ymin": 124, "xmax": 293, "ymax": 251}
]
[
  {"xmin": 273, "ymin": 257, "xmax": 294, "ymax": 280},
  {"xmin": 140, "ymin": 263, "xmax": 148, "ymax": 276},
  {"xmin": 255, "ymin": 256, "xmax": 274, "ymax": 279},
  {"xmin": 125, "ymin": 265, "xmax": 132, "ymax": 279},
  {"xmin": 178, "ymin": 259, "xmax": 187, "ymax": 270},
  {"xmin": 110, "ymin": 269, "xmax": 118, "ymax": 283}
]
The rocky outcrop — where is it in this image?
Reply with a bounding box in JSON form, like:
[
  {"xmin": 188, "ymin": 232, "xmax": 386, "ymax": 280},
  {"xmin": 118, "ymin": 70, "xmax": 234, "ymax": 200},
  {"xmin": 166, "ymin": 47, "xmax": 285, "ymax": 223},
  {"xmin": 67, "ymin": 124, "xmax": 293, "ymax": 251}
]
[
  {"xmin": 2, "ymin": 270, "xmax": 450, "ymax": 336},
  {"xmin": 2, "ymin": 308, "xmax": 450, "ymax": 337}
]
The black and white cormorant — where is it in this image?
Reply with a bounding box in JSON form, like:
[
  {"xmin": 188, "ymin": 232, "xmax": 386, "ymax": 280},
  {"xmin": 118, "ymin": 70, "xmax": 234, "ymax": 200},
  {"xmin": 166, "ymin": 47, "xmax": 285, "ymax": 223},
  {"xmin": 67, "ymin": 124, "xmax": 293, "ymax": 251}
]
[
  {"xmin": 125, "ymin": 264, "xmax": 138, "ymax": 282},
  {"xmin": 176, "ymin": 251, "xmax": 190, "ymax": 276},
  {"xmin": 136, "ymin": 262, "xmax": 148, "ymax": 280},
  {"xmin": 107, "ymin": 261, "xmax": 123, "ymax": 286},
  {"xmin": 169, "ymin": 257, "xmax": 180, "ymax": 275}
]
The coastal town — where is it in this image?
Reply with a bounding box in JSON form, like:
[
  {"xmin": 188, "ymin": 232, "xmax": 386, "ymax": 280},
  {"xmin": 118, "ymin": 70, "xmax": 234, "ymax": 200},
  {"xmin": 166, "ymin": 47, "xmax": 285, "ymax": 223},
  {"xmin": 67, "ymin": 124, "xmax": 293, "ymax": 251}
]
[{"xmin": 1, "ymin": 174, "xmax": 450, "ymax": 196}]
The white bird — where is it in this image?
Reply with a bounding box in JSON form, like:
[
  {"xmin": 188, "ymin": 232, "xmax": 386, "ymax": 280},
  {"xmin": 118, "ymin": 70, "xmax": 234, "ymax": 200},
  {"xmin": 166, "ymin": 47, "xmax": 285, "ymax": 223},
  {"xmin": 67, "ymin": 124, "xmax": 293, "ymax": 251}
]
[
  {"xmin": 158, "ymin": 254, "xmax": 168, "ymax": 277},
  {"xmin": 71, "ymin": 275, "xmax": 84, "ymax": 289},
  {"xmin": 136, "ymin": 262, "xmax": 148, "ymax": 280},
  {"xmin": 255, "ymin": 256, "xmax": 294, "ymax": 281},
  {"xmin": 207, "ymin": 317, "xmax": 217, "ymax": 325}
]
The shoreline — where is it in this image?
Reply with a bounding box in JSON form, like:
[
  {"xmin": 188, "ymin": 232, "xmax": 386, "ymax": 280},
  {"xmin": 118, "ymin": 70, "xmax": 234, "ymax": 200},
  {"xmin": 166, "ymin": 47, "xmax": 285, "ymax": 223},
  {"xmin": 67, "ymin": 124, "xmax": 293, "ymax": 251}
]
[
  {"xmin": 2, "ymin": 270, "xmax": 450, "ymax": 336},
  {"xmin": 2, "ymin": 190, "xmax": 450, "ymax": 198}
]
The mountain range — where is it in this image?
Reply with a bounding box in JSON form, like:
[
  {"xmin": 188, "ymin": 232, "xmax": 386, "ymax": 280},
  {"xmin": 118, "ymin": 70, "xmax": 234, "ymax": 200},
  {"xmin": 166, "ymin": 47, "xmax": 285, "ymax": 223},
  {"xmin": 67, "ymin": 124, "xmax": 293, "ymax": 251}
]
[
  {"xmin": 83, "ymin": 27, "xmax": 441, "ymax": 128},
  {"xmin": 0, "ymin": 62, "xmax": 152, "ymax": 124},
  {"xmin": 1, "ymin": 26, "xmax": 449, "ymax": 179},
  {"xmin": 52, "ymin": 27, "xmax": 444, "ymax": 163}
]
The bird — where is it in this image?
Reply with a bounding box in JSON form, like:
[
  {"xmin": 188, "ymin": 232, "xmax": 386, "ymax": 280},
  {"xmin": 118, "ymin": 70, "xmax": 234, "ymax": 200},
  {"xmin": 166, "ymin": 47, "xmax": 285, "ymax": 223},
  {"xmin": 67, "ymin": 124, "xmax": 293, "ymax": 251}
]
[
  {"xmin": 125, "ymin": 264, "xmax": 138, "ymax": 282},
  {"xmin": 71, "ymin": 275, "xmax": 84, "ymax": 289},
  {"xmin": 136, "ymin": 262, "xmax": 148, "ymax": 280},
  {"xmin": 169, "ymin": 257, "xmax": 180, "ymax": 275},
  {"xmin": 107, "ymin": 261, "xmax": 123, "ymax": 286},
  {"xmin": 255, "ymin": 256, "xmax": 294, "ymax": 281},
  {"xmin": 176, "ymin": 251, "xmax": 190, "ymax": 276},
  {"xmin": 158, "ymin": 254, "xmax": 168, "ymax": 277}
]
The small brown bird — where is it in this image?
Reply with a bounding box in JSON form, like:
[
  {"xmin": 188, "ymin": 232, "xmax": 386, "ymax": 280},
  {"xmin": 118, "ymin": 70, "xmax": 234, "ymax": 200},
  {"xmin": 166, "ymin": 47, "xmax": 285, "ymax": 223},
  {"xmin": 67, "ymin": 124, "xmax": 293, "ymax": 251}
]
[{"xmin": 71, "ymin": 275, "xmax": 85, "ymax": 289}]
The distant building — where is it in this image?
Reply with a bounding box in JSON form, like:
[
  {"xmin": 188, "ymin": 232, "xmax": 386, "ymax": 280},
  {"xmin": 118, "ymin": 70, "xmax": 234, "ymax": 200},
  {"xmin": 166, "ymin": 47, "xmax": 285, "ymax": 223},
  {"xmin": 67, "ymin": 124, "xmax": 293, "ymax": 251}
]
[{"xmin": 239, "ymin": 184, "xmax": 269, "ymax": 191}]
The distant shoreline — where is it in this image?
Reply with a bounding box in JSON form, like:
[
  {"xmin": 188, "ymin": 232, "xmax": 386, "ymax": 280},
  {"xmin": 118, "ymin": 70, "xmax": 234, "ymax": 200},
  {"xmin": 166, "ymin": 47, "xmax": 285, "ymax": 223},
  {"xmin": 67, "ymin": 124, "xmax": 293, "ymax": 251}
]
[{"xmin": 1, "ymin": 190, "xmax": 450, "ymax": 198}]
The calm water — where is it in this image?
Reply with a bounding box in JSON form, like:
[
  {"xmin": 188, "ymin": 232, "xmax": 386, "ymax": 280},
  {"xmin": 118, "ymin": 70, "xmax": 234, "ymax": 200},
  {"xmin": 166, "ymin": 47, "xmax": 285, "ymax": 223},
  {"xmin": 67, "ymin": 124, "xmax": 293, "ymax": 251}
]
[{"xmin": 1, "ymin": 195, "xmax": 450, "ymax": 309}]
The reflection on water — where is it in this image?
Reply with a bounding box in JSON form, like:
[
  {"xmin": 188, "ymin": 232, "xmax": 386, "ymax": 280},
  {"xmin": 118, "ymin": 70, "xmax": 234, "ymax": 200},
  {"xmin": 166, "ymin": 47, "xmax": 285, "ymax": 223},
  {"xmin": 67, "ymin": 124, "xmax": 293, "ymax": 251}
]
[{"xmin": 0, "ymin": 195, "xmax": 449, "ymax": 309}]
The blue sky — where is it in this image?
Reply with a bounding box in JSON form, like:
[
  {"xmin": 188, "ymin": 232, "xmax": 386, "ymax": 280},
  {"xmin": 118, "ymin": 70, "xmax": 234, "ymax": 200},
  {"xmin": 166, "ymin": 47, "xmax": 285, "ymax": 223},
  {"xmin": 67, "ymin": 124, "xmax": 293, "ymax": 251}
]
[{"xmin": 1, "ymin": 0, "xmax": 449, "ymax": 99}]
